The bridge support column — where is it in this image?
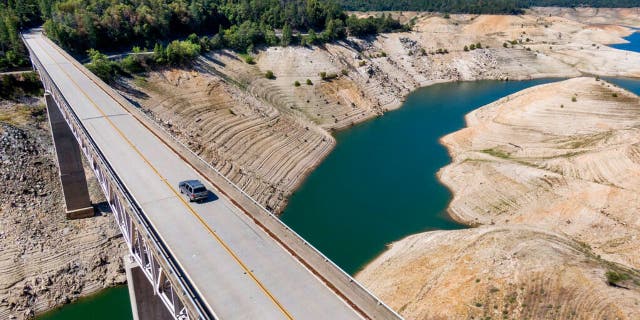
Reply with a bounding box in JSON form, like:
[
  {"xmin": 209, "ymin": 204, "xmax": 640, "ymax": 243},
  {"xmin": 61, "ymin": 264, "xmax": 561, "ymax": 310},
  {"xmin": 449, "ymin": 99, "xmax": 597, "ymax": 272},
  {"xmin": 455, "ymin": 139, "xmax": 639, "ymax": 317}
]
[
  {"xmin": 124, "ymin": 255, "xmax": 174, "ymax": 320},
  {"xmin": 45, "ymin": 92, "xmax": 95, "ymax": 219}
]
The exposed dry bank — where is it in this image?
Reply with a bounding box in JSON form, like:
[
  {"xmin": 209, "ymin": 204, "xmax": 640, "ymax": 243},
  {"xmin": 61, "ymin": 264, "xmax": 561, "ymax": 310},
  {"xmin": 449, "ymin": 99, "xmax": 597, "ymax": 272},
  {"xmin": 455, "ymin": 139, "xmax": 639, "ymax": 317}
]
[
  {"xmin": 357, "ymin": 226, "xmax": 640, "ymax": 320},
  {"xmin": 120, "ymin": 10, "xmax": 640, "ymax": 214},
  {"xmin": 357, "ymin": 78, "xmax": 640, "ymax": 319},
  {"xmin": 0, "ymin": 99, "xmax": 126, "ymax": 319}
]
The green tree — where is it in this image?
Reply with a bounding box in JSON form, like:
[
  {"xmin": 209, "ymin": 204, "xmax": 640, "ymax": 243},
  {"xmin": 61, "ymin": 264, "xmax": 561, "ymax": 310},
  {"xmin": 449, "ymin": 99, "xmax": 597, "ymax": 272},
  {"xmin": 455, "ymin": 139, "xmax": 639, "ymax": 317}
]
[
  {"xmin": 165, "ymin": 40, "xmax": 201, "ymax": 66},
  {"xmin": 281, "ymin": 24, "xmax": 292, "ymax": 46},
  {"xmin": 86, "ymin": 48, "xmax": 118, "ymax": 82}
]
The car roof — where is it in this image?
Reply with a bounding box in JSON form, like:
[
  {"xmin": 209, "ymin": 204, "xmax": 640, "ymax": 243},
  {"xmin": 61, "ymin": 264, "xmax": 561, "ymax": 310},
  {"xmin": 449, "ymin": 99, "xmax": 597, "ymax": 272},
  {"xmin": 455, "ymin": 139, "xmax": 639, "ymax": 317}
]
[{"xmin": 182, "ymin": 179, "xmax": 205, "ymax": 188}]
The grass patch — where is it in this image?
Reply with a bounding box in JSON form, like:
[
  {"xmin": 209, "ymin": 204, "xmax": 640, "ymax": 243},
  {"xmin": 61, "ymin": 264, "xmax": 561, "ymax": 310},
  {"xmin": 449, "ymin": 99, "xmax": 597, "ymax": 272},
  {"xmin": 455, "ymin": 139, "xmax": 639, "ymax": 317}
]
[
  {"xmin": 481, "ymin": 148, "xmax": 511, "ymax": 159},
  {"xmin": 0, "ymin": 104, "xmax": 46, "ymax": 126},
  {"xmin": 606, "ymin": 270, "xmax": 631, "ymax": 286},
  {"xmin": 133, "ymin": 75, "xmax": 148, "ymax": 88}
]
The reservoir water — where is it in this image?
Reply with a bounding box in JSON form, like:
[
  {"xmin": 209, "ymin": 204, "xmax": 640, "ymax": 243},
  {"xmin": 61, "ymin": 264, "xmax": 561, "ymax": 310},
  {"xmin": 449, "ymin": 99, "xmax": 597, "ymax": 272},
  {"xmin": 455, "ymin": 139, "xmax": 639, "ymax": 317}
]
[
  {"xmin": 37, "ymin": 286, "xmax": 131, "ymax": 320},
  {"xmin": 38, "ymin": 30, "xmax": 640, "ymax": 319},
  {"xmin": 281, "ymin": 79, "xmax": 558, "ymax": 273},
  {"xmin": 611, "ymin": 29, "xmax": 640, "ymax": 52}
]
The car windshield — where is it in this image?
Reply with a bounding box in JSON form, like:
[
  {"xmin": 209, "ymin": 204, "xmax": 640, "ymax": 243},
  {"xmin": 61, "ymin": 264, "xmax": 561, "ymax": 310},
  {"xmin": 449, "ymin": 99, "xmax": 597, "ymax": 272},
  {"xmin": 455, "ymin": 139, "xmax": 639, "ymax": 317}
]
[{"xmin": 193, "ymin": 187, "xmax": 206, "ymax": 193}]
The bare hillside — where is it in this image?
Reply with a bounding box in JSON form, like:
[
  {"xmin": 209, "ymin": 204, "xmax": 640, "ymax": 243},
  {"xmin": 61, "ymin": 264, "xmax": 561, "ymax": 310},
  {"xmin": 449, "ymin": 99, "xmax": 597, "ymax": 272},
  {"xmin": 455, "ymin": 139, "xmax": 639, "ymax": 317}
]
[
  {"xmin": 357, "ymin": 226, "xmax": 640, "ymax": 320},
  {"xmin": 121, "ymin": 10, "xmax": 640, "ymax": 213}
]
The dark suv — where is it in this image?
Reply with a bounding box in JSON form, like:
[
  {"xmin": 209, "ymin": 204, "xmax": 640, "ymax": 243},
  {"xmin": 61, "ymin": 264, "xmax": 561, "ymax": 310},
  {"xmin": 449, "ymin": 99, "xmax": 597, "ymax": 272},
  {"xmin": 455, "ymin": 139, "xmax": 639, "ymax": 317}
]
[{"xmin": 179, "ymin": 180, "xmax": 208, "ymax": 202}]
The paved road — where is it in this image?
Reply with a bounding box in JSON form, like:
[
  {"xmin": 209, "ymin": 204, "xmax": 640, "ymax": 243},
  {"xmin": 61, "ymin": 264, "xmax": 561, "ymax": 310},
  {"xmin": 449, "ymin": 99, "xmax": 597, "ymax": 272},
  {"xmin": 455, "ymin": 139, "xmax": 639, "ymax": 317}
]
[{"xmin": 23, "ymin": 31, "xmax": 363, "ymax": 320}]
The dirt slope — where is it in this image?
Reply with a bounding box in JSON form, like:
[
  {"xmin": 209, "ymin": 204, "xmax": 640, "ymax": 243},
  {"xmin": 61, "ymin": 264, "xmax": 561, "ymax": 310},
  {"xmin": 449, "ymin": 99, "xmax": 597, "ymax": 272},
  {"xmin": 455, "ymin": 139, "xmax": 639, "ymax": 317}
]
[
  {"xmin": 0, "ymin": 99, "xmax": 126, "ymax": 319},
  {"xmin": 357, "ymin": 226, "xmax": 640, "ymax": 320},
  {"xmin": 440, "ymin": 77, "xmax": 640, "ymax": 269}
]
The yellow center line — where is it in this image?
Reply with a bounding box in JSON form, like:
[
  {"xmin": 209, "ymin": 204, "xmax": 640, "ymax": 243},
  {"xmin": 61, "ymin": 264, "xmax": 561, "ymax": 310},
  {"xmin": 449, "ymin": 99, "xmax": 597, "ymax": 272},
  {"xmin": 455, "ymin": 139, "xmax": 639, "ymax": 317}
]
[{"xmin": 31, "ymin": 37, "xmax": 295, "ymax": 320}]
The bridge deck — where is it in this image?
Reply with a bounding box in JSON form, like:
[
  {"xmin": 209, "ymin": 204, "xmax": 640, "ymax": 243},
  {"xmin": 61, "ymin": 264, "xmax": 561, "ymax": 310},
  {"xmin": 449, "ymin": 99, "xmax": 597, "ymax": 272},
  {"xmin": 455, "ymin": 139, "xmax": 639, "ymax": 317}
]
[{"xmin": 24, "ymin": 32, "xmax": 362, "ymax": 320}]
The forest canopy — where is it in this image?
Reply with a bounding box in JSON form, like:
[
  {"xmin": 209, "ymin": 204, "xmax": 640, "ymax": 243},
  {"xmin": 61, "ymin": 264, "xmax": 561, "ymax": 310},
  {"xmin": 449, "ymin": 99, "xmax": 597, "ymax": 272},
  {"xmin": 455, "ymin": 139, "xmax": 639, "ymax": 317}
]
[
  {"xmin": 1, "ymin": 0, "xmax": 639, "ymax": 72},
  {"xmin": 1, "ymin": 0, "xmax": 407, "ymax": 72}
]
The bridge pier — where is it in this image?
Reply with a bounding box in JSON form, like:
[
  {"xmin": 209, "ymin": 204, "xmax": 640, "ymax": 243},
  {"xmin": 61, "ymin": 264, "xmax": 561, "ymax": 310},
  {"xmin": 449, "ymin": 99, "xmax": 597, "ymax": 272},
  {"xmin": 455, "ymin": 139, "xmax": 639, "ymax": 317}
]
[
  {"xmin": 124, "ymin": 255, "xmax": 174, "ymax": 320},
  {"xmin": 45, "ymin": 92, "xmax": 95, "ymax": 219}
]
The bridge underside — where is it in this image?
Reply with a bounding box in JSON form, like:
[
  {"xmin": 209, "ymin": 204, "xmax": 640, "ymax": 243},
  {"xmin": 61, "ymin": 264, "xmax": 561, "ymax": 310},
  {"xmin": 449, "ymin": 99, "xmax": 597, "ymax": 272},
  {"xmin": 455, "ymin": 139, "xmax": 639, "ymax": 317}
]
[{"xmin": 125, "ymin": 255, "xmax": 174, "ymax": 320}]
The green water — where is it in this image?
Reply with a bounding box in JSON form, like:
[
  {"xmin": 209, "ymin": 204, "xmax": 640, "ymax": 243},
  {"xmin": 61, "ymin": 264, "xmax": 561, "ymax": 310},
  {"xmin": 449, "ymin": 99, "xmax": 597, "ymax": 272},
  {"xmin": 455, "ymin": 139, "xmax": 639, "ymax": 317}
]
[
  {"xmin": 281, "ymin": 79, "xmax": 559, "ymax": 274},
  {"xmin": 39, "ymin": 75, "xmax": 640, "ymax": 318},
  {"xmin": 37, "ymin": 286, "xmax": 132, "ymax": 320}
]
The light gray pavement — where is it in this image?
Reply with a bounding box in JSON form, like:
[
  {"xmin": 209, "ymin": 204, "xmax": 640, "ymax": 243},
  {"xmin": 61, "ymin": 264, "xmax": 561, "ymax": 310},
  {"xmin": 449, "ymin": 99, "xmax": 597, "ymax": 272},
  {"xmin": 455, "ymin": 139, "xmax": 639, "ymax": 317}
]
[{"xmin": 24, "ymin": 31, "xmax": 363, "ymax": 320}]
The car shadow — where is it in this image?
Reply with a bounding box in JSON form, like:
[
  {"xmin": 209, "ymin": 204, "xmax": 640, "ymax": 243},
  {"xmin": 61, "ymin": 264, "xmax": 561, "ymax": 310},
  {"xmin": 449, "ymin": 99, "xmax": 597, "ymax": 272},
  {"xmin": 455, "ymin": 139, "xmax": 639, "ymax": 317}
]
[{"xmin": 196, "ymin": 191, "xmax": 219, "ymax": 204}]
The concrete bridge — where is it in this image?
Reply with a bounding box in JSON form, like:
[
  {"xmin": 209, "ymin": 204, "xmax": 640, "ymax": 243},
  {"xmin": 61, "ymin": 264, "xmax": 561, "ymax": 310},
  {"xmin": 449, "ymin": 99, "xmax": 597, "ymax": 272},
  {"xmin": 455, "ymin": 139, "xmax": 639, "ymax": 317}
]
[{"xmin": 21, "ymin": 30, "xmax": 403, "ymax": 320}]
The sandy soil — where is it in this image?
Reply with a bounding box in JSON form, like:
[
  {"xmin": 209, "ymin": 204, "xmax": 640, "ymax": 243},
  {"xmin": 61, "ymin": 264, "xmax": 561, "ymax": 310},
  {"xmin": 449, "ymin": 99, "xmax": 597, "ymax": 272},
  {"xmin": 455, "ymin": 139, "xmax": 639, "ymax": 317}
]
[
  {"xmin": 439, "ymin": 77, "xmax": 640, "ymax": 268},
  {"xmin": 357, "ymin": 226, "xmax": 640, "ymax": 320}
]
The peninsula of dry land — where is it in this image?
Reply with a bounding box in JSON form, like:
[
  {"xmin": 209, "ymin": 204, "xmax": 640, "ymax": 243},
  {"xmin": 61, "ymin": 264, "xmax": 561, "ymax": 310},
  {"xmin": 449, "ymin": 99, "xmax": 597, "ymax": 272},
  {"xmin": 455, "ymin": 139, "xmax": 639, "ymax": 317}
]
[{"xmin": 357, "ymin": 77, "xmax": 640, "ymax": 319}]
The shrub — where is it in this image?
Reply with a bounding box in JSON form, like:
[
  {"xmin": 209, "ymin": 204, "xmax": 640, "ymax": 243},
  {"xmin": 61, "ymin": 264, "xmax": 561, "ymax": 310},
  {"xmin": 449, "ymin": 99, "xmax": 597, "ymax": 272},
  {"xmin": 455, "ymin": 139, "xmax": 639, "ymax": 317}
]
[
  {"xmin": 244, "ymin": 55, "xmax": 255, "ymax": 64},
  {"xmin": 464, "ymin": 45, "xmax": 469, "ymax": 52},
  {"xmin": 358, "ymin": 60, "xmax": 366, "ymax": 66},
  {"xmin": 476, "ymin": 42, "xmax": 482, "ymax": 49},
  {"xmin": 306, "ymin": 79, "xmax": 313, "ymax": 85},
  {"xmin": 606, "ymin": 270, "xmax": 630, "ymax": 286},
  {"xmin": 571, "ymin": 96, "xmax": 577, "ymax": 102},
  {"xmin": 294, "ymin": 80, "xmax": 301, "ymax": 87},
  {"xmin": 86, "ymin": 49, "xmax": 119, "ymax": 83},
  {"xmin": 341, "ymin": 69, "xmax": 349, "ymax": 76},
  {"xmin": 503, "ymin": 42, "xmax": 508, "ymax": 48},
  {"xmin": 320, "ymin": 72, "xmax": 338, "ymax": 80},
  {"xmin": 265, "ymin": 70, "xmax": 275, "ymax": 79},
  {"xmin": 469, "ymin": 44, "xmax": 476, "ymax": 50},
  {"xmin": 165, "ymin": 40, "xmax": 201, "ymax": 66},
  {"xmin": 120, "ymin": 55, "xmax": 145, "ymax": 74}
]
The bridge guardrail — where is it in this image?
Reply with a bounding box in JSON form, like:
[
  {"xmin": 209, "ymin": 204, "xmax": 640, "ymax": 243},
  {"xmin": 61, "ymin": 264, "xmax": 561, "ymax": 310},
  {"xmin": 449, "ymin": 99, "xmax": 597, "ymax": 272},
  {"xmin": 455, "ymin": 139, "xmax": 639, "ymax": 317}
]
[{"xmin": 22, "ymin": 33, "xmax": 216, "ymax": 320}]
